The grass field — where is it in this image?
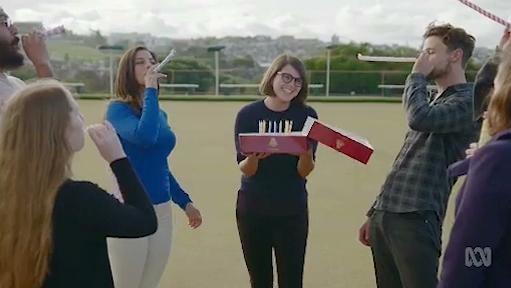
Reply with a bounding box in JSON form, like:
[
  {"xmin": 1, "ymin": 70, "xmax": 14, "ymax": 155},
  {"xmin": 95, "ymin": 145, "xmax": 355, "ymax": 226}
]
[{"xmin": 73, "ymin": 100, "xmax": 462, "ymax": 288}]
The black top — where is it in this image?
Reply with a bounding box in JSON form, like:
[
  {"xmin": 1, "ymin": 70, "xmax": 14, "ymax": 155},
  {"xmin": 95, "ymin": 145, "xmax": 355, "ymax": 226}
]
[
  {"xmin": 234, "ymin": 99, "xmax": 318, "ymax": 216},
  {"xmin": 43, "ymin": 158, "xmax": 157, "ymax": 288}
]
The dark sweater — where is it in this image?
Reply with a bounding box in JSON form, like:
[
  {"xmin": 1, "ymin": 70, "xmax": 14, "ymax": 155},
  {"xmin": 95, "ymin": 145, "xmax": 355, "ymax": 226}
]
[
  {"xmin": 43, "ymin": 158, "xmax": 157, "ymax": 288},
  {"xmin": 234, "ymin": 100, "xmax": 318, "ymax": 216}
]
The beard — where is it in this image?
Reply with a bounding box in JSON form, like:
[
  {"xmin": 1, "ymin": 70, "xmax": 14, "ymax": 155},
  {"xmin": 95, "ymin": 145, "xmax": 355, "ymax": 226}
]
[
  {"xmin": 427, "ymin": 62, "xmax": 451, "ymax": 81},
  {"xmin": 0, "ymin": 36, "xmax": 24, "ymax": 70}
]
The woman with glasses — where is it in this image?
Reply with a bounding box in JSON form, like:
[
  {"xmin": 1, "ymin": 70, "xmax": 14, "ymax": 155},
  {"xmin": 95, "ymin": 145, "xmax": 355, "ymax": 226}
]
[{"xmin": 233, "ymin": 53, "xmax": 318, "ymax": 288}]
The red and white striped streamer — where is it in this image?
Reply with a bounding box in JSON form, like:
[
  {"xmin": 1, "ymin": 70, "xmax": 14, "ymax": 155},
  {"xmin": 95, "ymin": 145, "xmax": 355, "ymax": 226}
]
[{"xmin": 457, "ymin": 0, "xmax": 510, "ymax": 28}]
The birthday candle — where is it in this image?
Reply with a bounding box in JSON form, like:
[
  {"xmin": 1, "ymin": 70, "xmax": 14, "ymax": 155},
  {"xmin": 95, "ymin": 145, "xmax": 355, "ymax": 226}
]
[
  {"xmin": 273, "ymin": 121, "xmax": 277, "ymax": 133},
  {"xmin": 290, "ymin": 120, "xmax": 293, "ymax": 132},
  {"xmin": 279, "ymin": 121, "xmax": 283, "ymax": 133}
]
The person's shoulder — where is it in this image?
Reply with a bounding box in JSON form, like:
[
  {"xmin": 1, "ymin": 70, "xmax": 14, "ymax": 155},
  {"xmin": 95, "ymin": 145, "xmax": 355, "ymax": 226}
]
[
  {"xmin": 452, "ymin": 83, "xmax": 474, "ymax": 98},
  {"xmin": 106, "ymin": 100, "xmax": 133, "ymax": 113},
  {"xmin": 107, "ymin": 99, "xmax": 129, "ymax": 107},
  {"xmin": 468, "ymin": 139, "xmax": 511, "ymax": 198},
  {"xmin": 56, "ymin": 180, "xmax": 102, "ymax": 206},
  {"xmin": 237, "ymin": 99, "xmax": 265, "ymax": 115},
  {"xmin": 6, "ymin": 75, "xmax": 25, "ymax": 87},
  {"xmin": 474, "ymin": 135, "xmax": 511, "ymax": 166},
  {"xmin": 303, "ymin": 103, "xmax": 318, "ymax": 116},
  {"xmin": 59, "ymin": 180, "xmax": 100, "ymax": 194},
  {"xmin": 292, "ymin": 102, "xmax": 318, "ymax": 118}
]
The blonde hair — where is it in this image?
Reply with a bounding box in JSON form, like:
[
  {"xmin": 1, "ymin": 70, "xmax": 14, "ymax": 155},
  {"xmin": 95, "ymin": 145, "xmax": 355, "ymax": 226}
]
[
  {"xmin": 0, "ymin": 80, "xmax": 74, "ymax": 288},
  {"xmin": 487, "ymin": 50, "xmax": 511, "ymax": 136}
]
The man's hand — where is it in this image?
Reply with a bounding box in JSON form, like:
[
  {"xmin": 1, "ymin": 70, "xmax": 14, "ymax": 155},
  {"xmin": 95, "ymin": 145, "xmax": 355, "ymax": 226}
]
[
  {"xmin": 358, "ymin": 218, "xmax": 371, "ymax": 247},
  {"xmin": 412, "ymin": 52, "xmax": 435, "ymax": 77},
  {"xmin": 22, "ymin": 31, "xmax": 50, "ymax": 68}
]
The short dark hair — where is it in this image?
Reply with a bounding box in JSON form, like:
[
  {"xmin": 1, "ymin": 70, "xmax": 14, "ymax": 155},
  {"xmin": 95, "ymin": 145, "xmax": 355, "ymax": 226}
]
[{"xmin": 423, "ymin": 23, "xmax": 475, "ymax": 67}]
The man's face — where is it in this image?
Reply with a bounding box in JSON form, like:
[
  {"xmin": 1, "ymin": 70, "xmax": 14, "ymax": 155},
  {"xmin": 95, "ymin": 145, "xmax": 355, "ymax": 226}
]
[
  {"xmin": 0, "ymin": 10, "xmax": 24, "ymax": 70},
  {"xmin": 421, "ymin": 36, "xmax": 454, "ymax": 81}
]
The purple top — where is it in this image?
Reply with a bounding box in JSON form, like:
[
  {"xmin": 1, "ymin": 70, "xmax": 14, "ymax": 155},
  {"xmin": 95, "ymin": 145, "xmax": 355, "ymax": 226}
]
[{"xmin": 439, "ymin": 129, "xmax": 511, "ymax": 288}]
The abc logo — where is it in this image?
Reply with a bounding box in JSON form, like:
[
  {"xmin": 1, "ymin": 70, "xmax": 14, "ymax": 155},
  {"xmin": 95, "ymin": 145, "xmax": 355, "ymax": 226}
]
[{"xmin": 465, "ymin": 247, "xmax": 491, "ymax": 267}]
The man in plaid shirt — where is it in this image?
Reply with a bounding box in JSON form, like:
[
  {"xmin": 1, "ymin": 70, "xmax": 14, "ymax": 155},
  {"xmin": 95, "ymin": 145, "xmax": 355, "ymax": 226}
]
[{"xmin": 358, "ymin": 23, "xmax": 480, "ymax": 288}]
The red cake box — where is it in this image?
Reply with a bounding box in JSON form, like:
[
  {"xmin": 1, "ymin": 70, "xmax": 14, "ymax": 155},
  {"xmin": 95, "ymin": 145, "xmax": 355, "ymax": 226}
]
[
  {"xmin": 303, "ymin": 117, "xmax": 374, "ymax": 164},
  {"xmin": 238, "ymin": 132, "xmax": 309, "ymax": 154}
]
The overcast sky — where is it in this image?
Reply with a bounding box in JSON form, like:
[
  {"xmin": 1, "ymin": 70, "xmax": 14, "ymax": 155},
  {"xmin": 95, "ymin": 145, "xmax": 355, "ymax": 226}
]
[{"xmin": 3, "ymin": 0, "xmax": 510, "ymax": 48}]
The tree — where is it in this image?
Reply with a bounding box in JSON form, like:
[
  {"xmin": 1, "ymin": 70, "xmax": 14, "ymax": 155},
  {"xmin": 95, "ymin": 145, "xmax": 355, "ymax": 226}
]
[{"xmin": 160, "ymin": 58, "xmax": 215, "ymax": 93}]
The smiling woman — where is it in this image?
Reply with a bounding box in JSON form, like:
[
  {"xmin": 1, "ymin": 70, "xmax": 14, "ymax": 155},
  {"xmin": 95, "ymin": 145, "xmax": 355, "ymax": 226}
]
[{"xmin": 234, "ymin": 53, "xmax": 318, "ymax": 288}]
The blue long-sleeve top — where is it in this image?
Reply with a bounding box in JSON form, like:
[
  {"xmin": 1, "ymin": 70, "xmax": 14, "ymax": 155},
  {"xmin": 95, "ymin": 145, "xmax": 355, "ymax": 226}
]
[
  {"xmin": 439, "ymin": 129, "xmax": 511, "ymax": 288},
  {"xmin": 105, "ymin": 88, "xmax": 192, "ymax": 209}
]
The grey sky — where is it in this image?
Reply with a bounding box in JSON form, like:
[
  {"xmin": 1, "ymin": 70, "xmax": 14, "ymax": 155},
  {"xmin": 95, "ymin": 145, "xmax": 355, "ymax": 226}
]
[{"xmin": 3, "ymin": 0, "xmax": 510, "ymax": 48}]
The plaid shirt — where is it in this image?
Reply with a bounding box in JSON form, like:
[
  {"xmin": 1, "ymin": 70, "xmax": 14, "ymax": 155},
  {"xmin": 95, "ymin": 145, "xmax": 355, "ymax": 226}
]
[{"xmin": 370, "ymin": 73, "xmax": 480, "ymax": 220}]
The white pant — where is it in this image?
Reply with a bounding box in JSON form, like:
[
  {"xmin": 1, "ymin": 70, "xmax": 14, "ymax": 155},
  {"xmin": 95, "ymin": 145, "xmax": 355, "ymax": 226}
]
[{"xmin": 107, "ymin": 202, "xmax": 173, "ymax": 288}]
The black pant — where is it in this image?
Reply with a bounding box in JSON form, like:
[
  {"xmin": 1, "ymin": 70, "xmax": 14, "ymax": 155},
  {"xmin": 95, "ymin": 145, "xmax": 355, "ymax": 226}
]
[
  {"xmin": 236, "ymin": 210, "xmax": 308, "ymax": 288},
  {"xmin": 369, "ymin": 210, "xmax": 442, "ymax": 288}
]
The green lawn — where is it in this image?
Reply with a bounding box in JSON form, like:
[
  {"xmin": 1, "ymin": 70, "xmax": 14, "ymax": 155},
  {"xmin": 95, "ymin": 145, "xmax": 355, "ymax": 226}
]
[{"xmin": 73, "ymin": 100, "xmax": 462, "ymax": 288}]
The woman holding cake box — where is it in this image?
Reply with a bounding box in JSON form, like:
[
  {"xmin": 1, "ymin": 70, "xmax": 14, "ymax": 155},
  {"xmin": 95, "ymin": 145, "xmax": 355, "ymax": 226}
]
[{"xmin": 234, "ymin": 53, "xmax": 318, "ymax": 288}]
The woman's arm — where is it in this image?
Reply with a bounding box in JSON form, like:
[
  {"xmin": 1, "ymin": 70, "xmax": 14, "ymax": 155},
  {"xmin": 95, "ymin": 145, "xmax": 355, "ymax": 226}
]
[
  {"xmin": 106, "ymin": 88, "xmax": 161, "ymax": 147},
  {"xmin": 62, "ymin": 158, "xmax": 157, "ymax": 238},
  {"xmin": 297, "ymin": 148, "xmax": 314, "ymax": 178}
]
